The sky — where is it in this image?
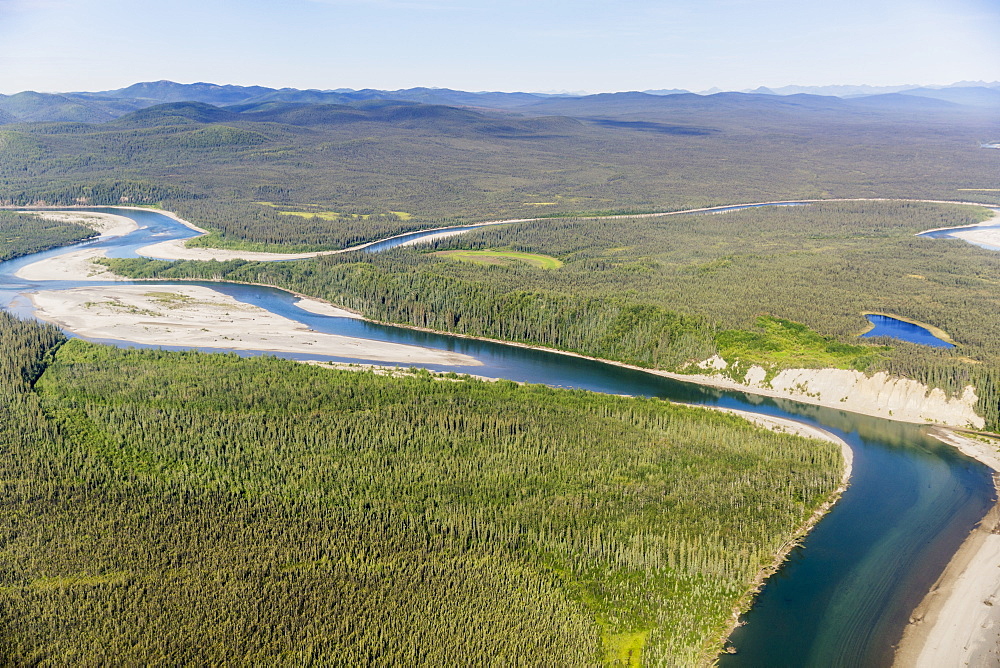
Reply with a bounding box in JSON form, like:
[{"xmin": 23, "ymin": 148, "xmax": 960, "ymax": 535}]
[{"xmin": 0, "ymin": 0, "xmax": 998, "ymax": 95}]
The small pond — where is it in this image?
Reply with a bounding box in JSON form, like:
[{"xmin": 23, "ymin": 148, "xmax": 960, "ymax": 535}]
[{"xmin": 861, "ymin": 314, "xmax": 954, "ymax": 348}]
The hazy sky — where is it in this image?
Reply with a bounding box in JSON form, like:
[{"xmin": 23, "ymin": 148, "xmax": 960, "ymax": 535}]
[{"xmin": 1, "ymin": 0, "xmax": 997, "ymax": 94}]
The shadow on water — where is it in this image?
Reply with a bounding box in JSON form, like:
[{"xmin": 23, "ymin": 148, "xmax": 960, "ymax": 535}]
[{"xmin": 3, "ymin": 206, "xmax": 995, "ymax": 666}]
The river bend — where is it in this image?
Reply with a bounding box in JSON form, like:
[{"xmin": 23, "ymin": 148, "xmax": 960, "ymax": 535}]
[{"xmin": 0, "ymin": 206, "xmax": 994, "ymax": 667}]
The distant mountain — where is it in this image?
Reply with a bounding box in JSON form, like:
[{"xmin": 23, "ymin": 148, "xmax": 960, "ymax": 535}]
[
  {"xmin": 899, "ymin": 86, "xmax": 1000, "ymax": 108},
  {"xmin": 1, "ymin": 80, "xmax": 996, "ymax": 127},
  {"xmin": 84, "ymin": 82, "xmax": 553, "ymax": 113},
  {"xmin": 298, "ymin": 87, "xmax": 549, "ymax": 110},
  {"xmin": 843, "ymin": 93, "xmax": 965, "ymax": 111},
  {"xmin": 743, "ymin": 82, "xmax": 1000, "ymax": 98},
  {"xmin": 0, "ymin": 91, "xmax": 123, "ymax": 123},
  {"xmin": 234, "ymin": 89, "xmax": 357, "ymax": 107},
  {"xmin": 518, "ymin": 91, "xmax": 848, "ymax": 119},
  {"xmin": 760, "ymin": 84, "xmax": 918, "ymax": 97},
  {"xmin": 108, "ymin": 99, "xmax": 583, "ymax": 140},
  {"xmin": 90, "ymin": 81, "xmax": 277, "ymax": 106}
]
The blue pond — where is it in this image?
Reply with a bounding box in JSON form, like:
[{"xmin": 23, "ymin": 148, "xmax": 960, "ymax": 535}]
[{"xmin": 861, "ymin": 314, "xmax": 954, "ymax": 348}]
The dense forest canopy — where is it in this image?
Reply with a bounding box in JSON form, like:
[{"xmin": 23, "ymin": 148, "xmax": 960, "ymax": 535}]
[
  {"xmin": 0, "ymin": 311, "xmax": 841, "ymax": 664},
  {"xmin": 0, "ymin": 210, "xmax": 95, "ymax": 261}
]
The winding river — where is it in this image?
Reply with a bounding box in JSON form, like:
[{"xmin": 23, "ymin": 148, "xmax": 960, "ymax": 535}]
[{"xmin": 1, "ymin": 206, "xmax": 996, "ymax": 666}]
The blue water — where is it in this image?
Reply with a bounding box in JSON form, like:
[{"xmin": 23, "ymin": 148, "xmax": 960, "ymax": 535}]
[
  {"xmin": 862, "ymin": 314, "xmax": 955, "ymax": 348},
  {"xmin": 917, "ymin": 209, "xmax": 1000, "ymax": 251},
  {"xmin": 2, "ymin": 206, "xmax": 995, "ymax": 667}
]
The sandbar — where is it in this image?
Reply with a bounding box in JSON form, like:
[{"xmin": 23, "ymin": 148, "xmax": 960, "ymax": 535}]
[
  {"xmin": 30, "ymin": 210, "xmax": 139, "ymax": 238},
  {"xmin": 15, "ymin": 210, "xmax": 142, "ymax": 281},
  {"xmin": 920, "ymin": 206, "xmax": 1000, "ymax": 249},
  {"xmin": 29, "ymin": 285, "xmax": 481, "ymax": 367},
  {"xmin": 950, "ymin": 226, "xmax": 1000, "ymax": 250},
  {"xmin": 293, "ymin": 296, "xmax": 363, "ymax": 319},
  {"xmin": 136, "ymin": 238, "xmax": 328, "ymax": 262},
  {"xmin": 16, "ymin": 247, "xmax": 121, "ymax": 282}
]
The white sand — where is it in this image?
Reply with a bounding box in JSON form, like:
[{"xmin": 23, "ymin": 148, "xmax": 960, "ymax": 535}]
[
  {"xmin": 293, "ymin": 296, "xmax": 363, "ymax": 319},
  {"xmin": 896, "ymin": 520, "xmax": 1000, "ymax": 667},
  {"xmin": 15, "ymin": 247, "xmax": 120, "ymax": 282},
  {"xmin": 894, "ymin": 430, "xmax": 1000, "ymax": 667},
  {"xmin": 29, "ymin": 210, "xmax": 139, "ymax": 238},
  {"xmin": 920, "ymin": 206, "xmax": 1000, "ymax": 249},
  {"xmin": 950, "ymin": 226, "xmax": 1000, "ymax": 250},
  {"xmin": 135, "ymin": 238, "xmax": 326, "ymax": 262},
  {"xmin": 29, "ymin": 285, "xmax": 481, "ymax": 367},
  {"xmin": 112, "ymin": 206, "xmax": 208, "ymax": 234}
]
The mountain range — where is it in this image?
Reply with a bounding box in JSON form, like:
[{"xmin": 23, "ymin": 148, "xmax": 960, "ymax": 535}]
[{"xmin": 0, "ymin": 80, "xmax": 997, "ymax": 125}]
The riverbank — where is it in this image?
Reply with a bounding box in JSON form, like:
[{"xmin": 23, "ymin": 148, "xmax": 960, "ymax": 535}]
[
  {"xmin": 19, "ymin": 198, "xmax": 992, "ymax": 263},
  {"xmin": 655, "ymin": 364, "xmax": 983, "ymax": 429},
  {"xmin": 691, "ymin": 405, "xmax": 854, "ymax": 662},
  {"xmin": 695, "ymin": 406, "xmax": 854, "ymax": 477},
  {"xmin": 15, "ymin": 214, "xmax": 991, "ymax": 431},
  {"xmin": 893, "ymin": 429, "xmax": 1000, "ymax": 667},
  {"xmin": 917, "ymin": 205, "xmax": 1000, "ymax": 249},
  {"xmin": 294, "ymin": 306, "xmax": 982, "ymax": 429},
  {"xmin": 28, "ymin": 285, "xmax": 481, "ymax": 367},
  {"xmin": 132, "ymin": 212, "xmax": 533, "ymax": 261}
]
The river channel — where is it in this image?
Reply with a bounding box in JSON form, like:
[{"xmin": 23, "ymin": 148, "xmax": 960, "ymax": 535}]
[{"xmin": 1, "ymin": 206, "xmax": 995, "ymax": 666}]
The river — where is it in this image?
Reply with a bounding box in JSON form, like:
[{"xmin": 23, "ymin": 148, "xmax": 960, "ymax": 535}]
[{"xmin": 1, "ymin": 206, "xmax": 995, "ymax": 666}]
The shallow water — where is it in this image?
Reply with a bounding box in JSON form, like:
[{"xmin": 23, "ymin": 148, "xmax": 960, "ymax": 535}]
[{"xmin": 2, "ymin": 206, "xmax": 994, "ymax": 666}]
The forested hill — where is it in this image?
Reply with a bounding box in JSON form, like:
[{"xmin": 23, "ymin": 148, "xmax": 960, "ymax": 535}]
[{"xmin": 1, "ymin": 86, "xmax": 997, "ymax": 250}]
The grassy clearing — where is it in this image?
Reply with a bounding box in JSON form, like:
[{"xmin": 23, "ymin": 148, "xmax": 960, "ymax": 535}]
[
  {"xmin": 603, "ymin": 629, "xmax": 648, "ymax": 666},
  {"xmin": 714, "ymin": 316, "xmax": 890, "ymax": 380},
  {"xmin": 279, "ymin": 210, "xmax": 357, "ymax": 220},
  {"xmin": 256, "ymin": 202, "xmax": 414, "ymax": 221},
  {"xmin": 433, "ymin": 249, "xmax": 563, "ymax": 269}
]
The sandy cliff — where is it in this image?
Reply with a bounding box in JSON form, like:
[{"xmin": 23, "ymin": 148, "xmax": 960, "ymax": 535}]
[{"xmin": 675, "ymin": 358, "xmax": 983, "ymax": 428}]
